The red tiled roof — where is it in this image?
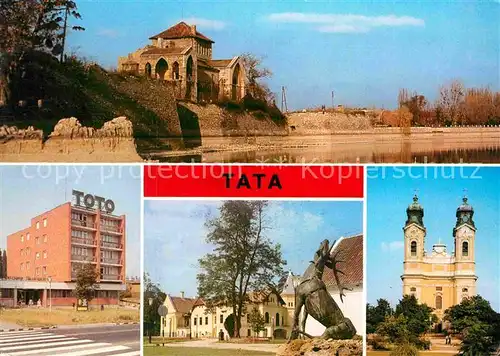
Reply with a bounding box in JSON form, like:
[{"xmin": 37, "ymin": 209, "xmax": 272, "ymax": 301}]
[
  {"xmin": 193, "ymin": 298, "xmax": 205, "ymax": 307},
  {"xmin": 170, "ymin": 295, "xmax": 196, "ymax": 314},
  {"xmin": 150, "ymin": 22, "xmax": 214, "ymax": 43},
  {"xmin": 210, "ymin": 59, "xmax": 232, "ymax": 67},
  {"xmin": 323, "ymin": 234, "xmax": 363, "ymax": 290}
]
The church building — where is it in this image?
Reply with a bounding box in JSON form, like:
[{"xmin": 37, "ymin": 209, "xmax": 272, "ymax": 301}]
[
  {"xmin": 401, "ymin": 195, "xmax": 477, "ymax": 322},
  {"xmin": 118, "ymin": 22, "xmax": 246, "ymax": 103}
]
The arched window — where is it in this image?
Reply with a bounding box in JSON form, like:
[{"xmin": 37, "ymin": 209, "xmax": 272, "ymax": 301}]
[
  {"xmin": 275, "ymin": 313, "xmax": 280, "ymax": 327},
  {"xmin": 411, "ymin": 241, "xmax": 417, "ymax": 257},
  {"xmin": 247, "ymin": 314, "xmax": 250, "ymax": 323},
  {"xmin": 436, "ymin": 295, "xmax": 443, "ymax": 310},
  {"xmin": 265, "ymin": 312, "xmax": 269, "ymax": 324},
  {"xmin": 462, "ymin": 241, "xmax": 469, "ymax": 257},
  {"xmin": 462, "ymin": 288, "xmax": 468, "ymax": 293},
  {"xmin": 145, "ymin": 63, "xmax": 152, "ymax": 78},
  {"xmin": 155, "ymin": 58, "xmax": 168, "ymax": 80}
]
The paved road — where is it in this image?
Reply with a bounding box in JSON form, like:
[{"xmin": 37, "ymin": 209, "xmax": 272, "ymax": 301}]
[{"xmin": 0, "ymin": 324, "xmax": 139, "ymax": 356}]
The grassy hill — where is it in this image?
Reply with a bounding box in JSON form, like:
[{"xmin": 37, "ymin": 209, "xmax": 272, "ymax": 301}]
[{"xmin": 6, "ymin": 52, "xmax": 180, "ymax": 150}]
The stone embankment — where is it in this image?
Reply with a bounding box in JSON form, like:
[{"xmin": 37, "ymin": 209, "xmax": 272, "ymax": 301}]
[
  {"xmin": 276, "ymin": 338, "xmax": 363, "ymax": 356},
  {"xmin": 287, "ymin": 112, "xmax": 372, "ymax": 134},
  {"xmin": 0, "ymin": 117, "xmax": 143, "ymax": 162}
]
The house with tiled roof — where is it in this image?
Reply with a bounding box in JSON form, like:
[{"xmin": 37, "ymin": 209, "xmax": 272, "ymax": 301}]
[
  {"xmin": 304, "ymin": 234, "xmax": 364, "ymax": 336},
  {"xmin": 161, "ymin": 292, "xmax": 197, "ymax": 337},
  {"xmin": 117, "ymin": 22, "xmax": 246, "ymax": 103}
]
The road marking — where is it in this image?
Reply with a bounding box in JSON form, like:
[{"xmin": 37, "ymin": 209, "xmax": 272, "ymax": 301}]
[
  {"xmin": 7, "ymin": 342, "xmax": 112, "ymax": 355},
  {"xmin": 0, "ymin": 335, "xmax": 70, "ymax": 344},
  {"xmin": 0, "ymin": 332, "xmax": 46, "ymax": 338},
  {"xmin": 0, "ymin": 336, "xmax": 71, "ymax": 346},
  {"xmin": 39, "ymin": 345, "xmax": 130, "ymax": 356},
  {"xmin": 1, "ymin": 339, "xmax": 92, "ymax": 351}
]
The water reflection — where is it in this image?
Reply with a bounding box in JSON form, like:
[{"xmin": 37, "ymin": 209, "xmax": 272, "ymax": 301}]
[{"xmin": 149, "ymin": 135, "xmax": 500, "ymax": 164}]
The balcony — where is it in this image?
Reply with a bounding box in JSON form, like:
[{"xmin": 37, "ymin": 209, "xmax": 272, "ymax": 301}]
[
  {"xmin": 71, "ymin": 255, "xmax": 97, "ymax": 263},
  {"xmin": 100, "ymin": 224, "xmax": 123, "ymax": 234},
  {"xmin": 71, "ymin": 219, "xmax": 96, "ymax": 230},
  {"xmin": 100, "ymin": 257, "xmax": 122, "ymax": 266},
  {"xmin": 71, "ymin": 237, "xmax": 97, "ymax": 247},
  {"xmin": 100, "ymin": 241, "xmax": 123, "ymax": 250},
  {"xmin": 100, "ymin": 274, "xmax": 122, "ymax": 282}
]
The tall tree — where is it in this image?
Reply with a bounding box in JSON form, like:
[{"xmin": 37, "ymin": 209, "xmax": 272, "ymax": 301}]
[
  {"xmin": 143, "ymin": 273, "xmax": 166, "ymax": 335},
  {"xmin": 394, "ymin": 295, "xmax": 433, "ymax": 336},
  {"xmin": 366, "ymin": 299, "xmax": 393, "ymax": 333},
  {"xmin": 241, "ymin": 53, "xmax": 274, "ymax": 102},
  {"xmin": 0, "ymin": 0, "xmax": 84, "ymax": 107},
  {"xmin": 74, "ymin": 263, "xmax": 99, "ymax": 306},
  {"xmin": 197, "ymin": 201, "xmax": 286, "ymax": 338}
]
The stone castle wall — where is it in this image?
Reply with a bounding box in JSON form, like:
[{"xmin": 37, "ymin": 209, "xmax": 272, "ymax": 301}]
[{"xmin": 287, "ymin": 112, "xmax": 372, "ymax": 134}]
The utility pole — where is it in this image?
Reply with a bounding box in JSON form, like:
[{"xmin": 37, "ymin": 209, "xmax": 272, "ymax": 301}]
[
  {"xmin": 331, "ymin": 91, "xmax": 334, "ymax": 109},
  {"xmin": 60, "ymin": 3, "xmax": 69, "ymax": 62},
  {"xmin": 281, "ymin": 86, "xmax": 288, "ymax": 113}
]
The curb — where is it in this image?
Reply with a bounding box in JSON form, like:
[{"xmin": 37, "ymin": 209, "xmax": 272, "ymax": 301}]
[
  {"xmin": 0, "ymin": 326, "xmax": 57, "ymax": 333},
  {"xmin": 115, "ymin": 322, "xmax": 139, "ymax": 325}
]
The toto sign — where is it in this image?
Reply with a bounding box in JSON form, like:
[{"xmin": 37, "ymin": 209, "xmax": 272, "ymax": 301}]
[{"xmin": 72, "ymin": 190, "xmax": 115, "ymax": 214}]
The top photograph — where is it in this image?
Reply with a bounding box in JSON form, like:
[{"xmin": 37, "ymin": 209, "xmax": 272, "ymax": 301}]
[{"xmin": 0, "ymin": 1, "xmax": 498, "ymax": 163}]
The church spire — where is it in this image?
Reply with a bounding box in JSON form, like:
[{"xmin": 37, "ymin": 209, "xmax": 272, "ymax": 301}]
[
  {"xmin": 454, "ymin": 195, "xmax": 475, "ymax": 232},
  {"xmin": 405, "ymin": 194, "xmax": 425, "ymax": 228}
]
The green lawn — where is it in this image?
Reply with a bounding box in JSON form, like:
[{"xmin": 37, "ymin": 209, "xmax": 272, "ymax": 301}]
[{"xmin": 144, "ymin": 347, "xmax": 274, "ymax": 356}]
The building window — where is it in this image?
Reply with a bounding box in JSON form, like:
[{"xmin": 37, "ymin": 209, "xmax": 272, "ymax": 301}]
[
  {"xmin": 205, "ymin": 316, "xmax": 208, "ymax": 325},
  {"xmin": 220, "ymin": 314, "xmax": 223, "ymax": 323},
  {"xmin": 247, "ymin": 329, "xmax": 251, "ymax": 336},
  {"xmin": 20, "ymin": 249, "xmax": 24, "ymax": 256},
  {"xmin": 27, "ymin": 233, "xmax": 30, "ymax": 241},
  {"xmin": 35, "ymin": 237, "xmax": 40, "ymax": 245},
  {"xmin": 43, "ymin": 235, "xmax": 47, "ymax": 243},
  {"xmin": 435, "ymin": 295, "xmax": 442, "ymax": 310},
  {"xmin": 20, "ymin": 263, "xmax": 24, "ymax": 271},
  {"xmin": 436, "ymin": 286, "xmax": 442, "ymax": 291},
  {"xmin": 410, "ymin": 287, "xmax": 416, "ymax": 292},
  {"xmin": 462, "ymin": 241, "xmax": 469, "ymax": 257},
  {"xmin": 43, "ymin": 251, "xmax": 47, "ymax": 259},
  {"xmin": 43, "ymin": 218, "xmax": 47, "ymax": 227},
  {"xmin": 194, "ymin": 318, "xmax": 197, "ymax": 326},
  {"xmin": 411, "ymin": 241, "xmax": 417, "ymax": 256},
  {"xmin": 26, "ymin": 262, "xmax": 30, "ymax": 270},
  {"xmin": 247, "ymin": 314, "xmax": 250, "ymax": 323},
  {"xmin": 42, "ymin": 266, "xmax": 47, "ymax": 275},
  {"xmin": 199, "ymin": 317, "xmax": 202, "ymax": 325},
  {"xmin": 36, "ymin": 222, "xmax": 40, "ymax": 229},
  {"xmin": 275, "ymin": 313, "xmax": 280, "ymax": 326},
  {"xmin": 36, "ymin": 252, "xmax": 40, "ymax": 260},
  {"xmin": 21, "ymin": 235, "xmax": 24, "ymax": 242},
  {"xmin": 265, "ymin": 312, "xmax": 269, "ymax": 324},
  {"xmin": 35, "ymin": 267, "xmax": 40, "ymax": 276},
  {"xmin": 462, "ymin": 288, "xmax": 468, "ymax": 293},
  {"xmin": 26, "ymin": 247, "xmax": 30, "ymax": 255}
]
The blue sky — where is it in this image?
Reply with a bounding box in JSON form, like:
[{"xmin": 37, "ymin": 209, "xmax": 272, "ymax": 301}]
[
  {"xmin": 144, "ymin": 200, "xmax": 362, "ymax": 297},
  {"xmin": 67, "ymin": 1, "xmax": 499, "ymax": 109},
  {"xmin": 0, "ymin": 165, "xmax": 141, "ymax": 278},
  {"xmin": 367, "ymin": 166, "xmax": 500, "ymax": 312}
]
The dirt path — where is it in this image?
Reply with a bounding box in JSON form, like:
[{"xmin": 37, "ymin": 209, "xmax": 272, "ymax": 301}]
[{"xmin": 161, "ymin": 338, "xmax": 281, "ymax": 353}]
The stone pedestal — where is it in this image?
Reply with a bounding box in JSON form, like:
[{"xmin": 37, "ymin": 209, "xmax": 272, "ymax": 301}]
[{"xmin": 276, "ymin": 338, "xmax": 362, "ymax": 356}]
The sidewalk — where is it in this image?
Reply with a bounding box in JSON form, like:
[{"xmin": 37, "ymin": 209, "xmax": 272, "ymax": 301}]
[{"xmin": 0, "ymin": 321, "xmax": 22, "ymax": 330}]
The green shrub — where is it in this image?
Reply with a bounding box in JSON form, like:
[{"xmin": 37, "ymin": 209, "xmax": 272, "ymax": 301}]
[{"xmin": 389, "ymin": 342, "xmax": 419, "ymax": 356}]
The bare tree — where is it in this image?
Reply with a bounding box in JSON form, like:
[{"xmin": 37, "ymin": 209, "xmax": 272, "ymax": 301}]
[
  {"xmin": 437, "ymin": 80, "xmax": 465, "ymax": 125},
  {"xmin": 241, "ymin": 53, "xmax": 274, "ymax": 102}
]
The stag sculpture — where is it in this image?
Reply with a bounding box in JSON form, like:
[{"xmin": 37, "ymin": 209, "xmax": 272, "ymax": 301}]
[{"xmin": 289, "ymin": 239, "xmax": 356, "ymax": 341}]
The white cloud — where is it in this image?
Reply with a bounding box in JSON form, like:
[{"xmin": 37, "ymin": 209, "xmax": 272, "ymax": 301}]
[
  {"xmin": 381, "ymin": 240, "xmax": 405, "ymax": 252},
  {"xmin": 182, "ymin": 17, "xmax": 227, "ymax": 30},
  {"xmin": 266, "ymin": 13, "xmax": 425, "ymax": 33},
  {"xmin": 96, "ymin": 28, "xmax": 120, "ymax": 38}
]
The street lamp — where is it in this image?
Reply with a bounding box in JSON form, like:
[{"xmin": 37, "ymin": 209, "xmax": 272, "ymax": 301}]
[
  {"xmin": 47, "ymin": 277, "xmax": 52, "ymax": 312},
  {"xmin": 148, "ymin": 298, "xmax": 153, "ymax": 343}
]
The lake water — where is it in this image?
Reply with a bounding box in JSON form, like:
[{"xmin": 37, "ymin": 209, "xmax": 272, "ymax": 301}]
[{"xmin": 150, "ymin": 133, "xmax": 500, "ymax": 164}]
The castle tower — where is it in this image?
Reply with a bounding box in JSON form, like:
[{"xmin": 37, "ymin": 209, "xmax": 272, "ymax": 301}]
[
  {"xmin": 401, "ymin": 195, "xmax": 427, "ymax": 299},
  {"xmin": 452, "ymin": 196, "xmax": 477, "ymax": 302}
]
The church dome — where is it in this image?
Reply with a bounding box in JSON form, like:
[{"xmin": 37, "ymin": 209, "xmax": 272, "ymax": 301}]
[
  {"xmin": 457, "ymin": 197, "xmax": 473, "ymax": 213},
  {"xmin": 407, "ymin": 195, "xmax": 423, "ymax": 212}
]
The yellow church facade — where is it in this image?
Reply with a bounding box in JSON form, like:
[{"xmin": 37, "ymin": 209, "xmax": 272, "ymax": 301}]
[{"xmin": 401, "ymin": 195, "xmax": 477, "ymax": 321}]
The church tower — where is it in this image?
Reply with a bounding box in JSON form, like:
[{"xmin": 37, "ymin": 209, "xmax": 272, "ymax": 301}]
[
  {"xmin": 401, "ymin": 194, "xmax": 426, "ymax": 299},
  {"xmin": 452, "ymin": 196, "xmax": 477, "ymax": 302}
]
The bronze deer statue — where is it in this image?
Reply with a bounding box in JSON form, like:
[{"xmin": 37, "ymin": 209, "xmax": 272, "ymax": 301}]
[{"xmin": 288, "ymin": 239, "xmax": 357, "ymax": 341}]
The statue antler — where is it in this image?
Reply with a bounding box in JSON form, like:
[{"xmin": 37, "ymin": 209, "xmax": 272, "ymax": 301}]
[{"xmin": 330, "ymin": 249, "xmax": 351, "ymax": 303}]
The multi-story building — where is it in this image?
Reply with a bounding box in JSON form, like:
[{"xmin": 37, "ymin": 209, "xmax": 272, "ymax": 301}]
[
  {"xmin": 2, "ymin": 190, "xmax": 126, "ymax": 307},
  {"xmin": 401, "ymin": 194, "xmax": 477, "ymax": 323}
]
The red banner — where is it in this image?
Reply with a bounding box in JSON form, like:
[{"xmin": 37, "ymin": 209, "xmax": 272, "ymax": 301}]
[{"xmin": 143, "ymin": 165, "xmax": 364, "ymax": 198}]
